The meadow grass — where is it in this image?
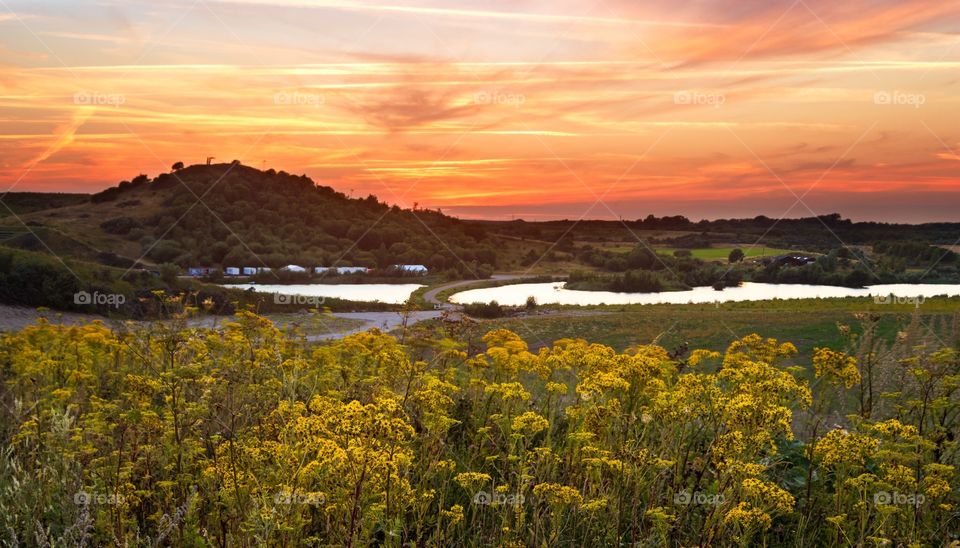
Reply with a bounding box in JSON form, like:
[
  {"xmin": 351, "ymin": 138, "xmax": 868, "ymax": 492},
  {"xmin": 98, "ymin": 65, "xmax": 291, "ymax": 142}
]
[
  {"xmin": 435, "ymin": 297, "xmax": 960, "ymax": 361},
  {"xmin": 655, "ymin": 246, "xmax": 800, "ymax": 260}
]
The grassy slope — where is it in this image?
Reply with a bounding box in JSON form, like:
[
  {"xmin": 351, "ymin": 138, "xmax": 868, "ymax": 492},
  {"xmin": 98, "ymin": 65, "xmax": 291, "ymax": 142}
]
[
  {"xmin": 0, "ymin": 188, "xmax": 170, "ymax": 263},
  {"xmin": 0, "ymin": 193, "xmax": 90, "ymax": 216},
  {"xmin": 0, "ymin": 164, "xmax": 509, "ymax": 273}
]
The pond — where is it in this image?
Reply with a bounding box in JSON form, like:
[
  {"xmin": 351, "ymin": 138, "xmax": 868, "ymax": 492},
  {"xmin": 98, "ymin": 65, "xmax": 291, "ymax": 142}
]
[
  {"xmin": 224, "ymin": 283, "xmax": 424, "ymax": 305},
  {"xmin": 449, "ymin": 282, "xmax": 960, "ymax": 307}
]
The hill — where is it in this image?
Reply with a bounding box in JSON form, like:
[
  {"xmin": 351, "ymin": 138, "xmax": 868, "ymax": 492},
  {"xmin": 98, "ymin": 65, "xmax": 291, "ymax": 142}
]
[
  {"xmin": 2, "ymin": 166, "xmax": 956, "ymax": 287},
  {"xmin": 0, "ymin": 192, "xmax": 89, "ymax": 217},
  {"xmin": 0, "ymin": 163, "xmax": 502, "ymax": 277}
]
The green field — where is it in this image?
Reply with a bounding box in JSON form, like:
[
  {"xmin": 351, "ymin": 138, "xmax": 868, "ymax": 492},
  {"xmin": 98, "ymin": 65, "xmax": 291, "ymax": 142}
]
[
  {"xmin": 656, "ymin": 246, "xmax": 801, "ymax": 260},
  {"xmin": 414, "ymin": 297, "xmax": 960, "ymax": 362}
]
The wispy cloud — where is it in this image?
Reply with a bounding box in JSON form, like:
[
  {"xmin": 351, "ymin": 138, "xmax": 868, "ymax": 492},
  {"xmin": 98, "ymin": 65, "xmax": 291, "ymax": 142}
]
[
  {"xmin": 0, "ymin": 0, "xmax": 957, "ymax": 220},
  {"xmin": 27, "ymin": 107, "xmax": 94, "ymax": 167},
  {"xmin": 210, "ymin": 0, "xmax": 726, "ymax": 28}
]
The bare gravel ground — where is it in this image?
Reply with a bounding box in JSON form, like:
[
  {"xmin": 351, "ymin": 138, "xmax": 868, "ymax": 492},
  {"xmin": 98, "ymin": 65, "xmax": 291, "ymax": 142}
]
[
  {"xmin": 0, "ymin": 304, "xmax": 443, "ymax": 342},
  {"xmin": 0, "ymin": 305, "xmax": 107, "ymax": 331}
]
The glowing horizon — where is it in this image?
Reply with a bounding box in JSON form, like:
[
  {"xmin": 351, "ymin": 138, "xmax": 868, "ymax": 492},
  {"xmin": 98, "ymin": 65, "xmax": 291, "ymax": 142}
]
[{"xmin": 1, "ymin": 0, "xmax": 958, "ymax": 222}]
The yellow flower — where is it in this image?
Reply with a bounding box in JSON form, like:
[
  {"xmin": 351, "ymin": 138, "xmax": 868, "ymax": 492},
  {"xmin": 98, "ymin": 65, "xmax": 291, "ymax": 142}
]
[
  {"xmin": 814, "ymin": 429, "xmax": 878, "ymax": 468},
  {"xmin": 813, "ymin": 347, "xmax": 860, "ymax": 388},
  {"xmin": 454, "ymin": 472, "xmax": 491, "ymax": 491},
  {"xmin": 440, "ymin": 504, "xmax": 464, "ymax": 525},
  {"xmin": 435, "ymin": 459, "xmax": 457, "ymax": 473},
  {"xmin": 881, "ymin": 464, "xmax": 916, "ymax": 489},
  {"xmin": 723, "ymin": 334, "xmax": 797, "ymax": 367},
  {"xmin": 582, "ymin": 498, "xmax": 608, "ymax": 512},
  {"xmin": 532, "ymin": 483, "xmax": 583, "ymax": 506},
  {"xmin": 644, "ymin": 506, "xmax": 676, "ymax": 523},
  {"xmin": 741, "ymin": 478, "xmax": 795, "ymax": 514},
  {"xmin": 481, "ymin": 329, "xmax": 537, "ymax": 375},
  {"xmin": 511, "ymin": 411, "xmax": 549, "ymax": 435},
  {"xmin": 870, "ymin": 419, "xmax": 918, "ymax": 439},
  {"xmin": 576, "ymin": 370, "xmax": 630, "ymax": 399},
  {"xmin": 724, "ymin": 502, "xmax": 772, "ymax": 531},
  {"xmin": 484, "ymin": 382, "xmax": 532, "ymax": 402},
  {"xmin": 826, "ymin": 514, "xmax": 847, "ymax": 527},
  {"xmin": 922, "ymin": 464, "xmax": 954, "ymax": 499},
  {"xmin": 545, "ymin": 382, "xmax": 568, "ymax": 395},
  {"xmin": 568, "ymin": 431, "xmax": 595, "ymax": 444},
  {"xmin": 688, "ymin": 349, "xmax": 721, "ymax": 367}
]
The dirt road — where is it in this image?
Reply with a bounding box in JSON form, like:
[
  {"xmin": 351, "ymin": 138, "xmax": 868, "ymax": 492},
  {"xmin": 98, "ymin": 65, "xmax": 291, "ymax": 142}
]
[
  {"xmin": 309, "ymin": 310, "xmax": 443, "ymax": 341},
  {"xmin": 0, "ymin": 304, "xmax": 444, "ymax": 342}
]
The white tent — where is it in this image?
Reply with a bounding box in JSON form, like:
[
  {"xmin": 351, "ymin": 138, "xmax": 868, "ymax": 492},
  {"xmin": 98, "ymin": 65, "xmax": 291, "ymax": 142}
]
[{"xmin": 393, "ymin": 264, "xmax": 428, "ymax": 275}]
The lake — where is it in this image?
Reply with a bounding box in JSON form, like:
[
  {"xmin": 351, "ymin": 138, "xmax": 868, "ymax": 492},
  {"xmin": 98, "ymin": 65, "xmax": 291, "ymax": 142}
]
[
  {"xmin": 224, "ymin": 283, "xmax": 424, "ymax": 304},
  {"xmin": 449, "ymin": 282, "xmax": 960, "ymax": 307}
]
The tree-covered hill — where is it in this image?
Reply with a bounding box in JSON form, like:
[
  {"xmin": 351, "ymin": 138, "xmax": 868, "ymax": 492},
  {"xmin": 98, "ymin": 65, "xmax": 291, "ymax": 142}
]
[{"xmin": 2, "ymin": 163, "xmax": 501, "ymax": 276}]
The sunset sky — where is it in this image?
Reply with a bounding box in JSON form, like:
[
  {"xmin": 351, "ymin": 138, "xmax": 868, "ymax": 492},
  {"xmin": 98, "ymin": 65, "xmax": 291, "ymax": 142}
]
[{"xmin": 1, "ymin": 0, "xmax": 958, "ymax": 221}]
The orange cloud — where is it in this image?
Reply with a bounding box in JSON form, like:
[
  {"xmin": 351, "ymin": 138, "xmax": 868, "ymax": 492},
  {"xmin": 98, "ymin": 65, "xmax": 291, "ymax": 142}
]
[{"xmin": 0, "ymin": 0, "xmax": 957, "ymax": 220}]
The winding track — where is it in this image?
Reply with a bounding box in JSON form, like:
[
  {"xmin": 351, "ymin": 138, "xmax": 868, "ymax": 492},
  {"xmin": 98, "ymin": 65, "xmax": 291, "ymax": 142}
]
[
  {"xmin": 315, "ymin": 274, "xmax": 536, "ymax": 340},
  {"xmin": 421, "ymin": 274, "xmax": 535, "ymax": 309}
]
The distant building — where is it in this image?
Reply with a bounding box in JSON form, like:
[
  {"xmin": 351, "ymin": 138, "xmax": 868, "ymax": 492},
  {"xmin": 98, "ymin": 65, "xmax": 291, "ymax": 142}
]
[
  {"xmin": 224, "ymin": 267, "xmax": 241, "ymax": 276},
  {"xmin": 242, "ymin": 267, "xmax": 257, "ymax": 276},
  {"xmin": 280, "ymin": 264, "xmax": 307, "ymax": 273},
  {"xmin": 392, "ymin": 264, "xmax": 428, "ymax": 275},
  {"xmin": 187, "ymin": 267, "xmax": 213, "ymax": 277}
]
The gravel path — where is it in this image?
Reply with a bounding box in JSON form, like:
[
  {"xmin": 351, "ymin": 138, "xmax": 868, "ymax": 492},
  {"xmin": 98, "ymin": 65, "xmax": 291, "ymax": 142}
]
[
  {"xmin": 0, "ymin": 304, "xmax": 444, "ymax": 342},
  {"xmin": 309, "ymin": 311, "xmax": 444, "ymax": 341},
  {"xmin": 0, "ymin": 306, "xmax": 104, "ymax": 331}
]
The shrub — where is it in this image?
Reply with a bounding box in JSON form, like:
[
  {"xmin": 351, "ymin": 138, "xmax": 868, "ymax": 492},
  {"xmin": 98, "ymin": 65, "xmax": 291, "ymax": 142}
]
[
  {"xmin": 99, "ymin": 216, "xmax": 141, "ymax": 235},
  {"xmin": 463, "ymin": 300, "xmax": 505, "ymax": 318}
]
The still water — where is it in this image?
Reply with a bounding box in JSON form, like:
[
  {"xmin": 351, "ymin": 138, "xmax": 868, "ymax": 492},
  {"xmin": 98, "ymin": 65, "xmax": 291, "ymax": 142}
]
[
  {"xmin": 449, "ymin": 282, "xmax": 960, "ymax": 307},
  {"xmin": 226, "ymin": 283, "xmax": 424, "ymax": 304}
]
